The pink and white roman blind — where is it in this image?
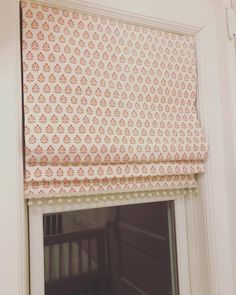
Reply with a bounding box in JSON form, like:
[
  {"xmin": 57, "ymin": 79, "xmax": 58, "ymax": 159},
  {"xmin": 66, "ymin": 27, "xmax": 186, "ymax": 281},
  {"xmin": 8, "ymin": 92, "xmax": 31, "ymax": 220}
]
[{"xmin": 21, "ymin": 1, "xmax": 208, "ymax": 199}]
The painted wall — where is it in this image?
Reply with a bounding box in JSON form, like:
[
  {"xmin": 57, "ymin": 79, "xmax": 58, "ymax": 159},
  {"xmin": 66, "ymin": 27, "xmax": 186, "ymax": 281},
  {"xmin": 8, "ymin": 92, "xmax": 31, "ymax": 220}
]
[
  {"xmin": 1, "ymin": 0, "xmax": 236, "ymax": 295},
  {"xmin": 0, "ymin": 1, "xmax": 27, "ymax": 295},
  {"xmin": 216, "ymin": 1, "xmax": 236, "ymax": 293},
  {"xmin": 71, "ymin": 0, "xmax": 210, "ymax": 27}
]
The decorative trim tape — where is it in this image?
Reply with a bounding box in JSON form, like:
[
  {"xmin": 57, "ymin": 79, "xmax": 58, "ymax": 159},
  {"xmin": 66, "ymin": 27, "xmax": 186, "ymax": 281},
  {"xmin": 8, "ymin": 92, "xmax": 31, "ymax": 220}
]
[{"xmin": 28, "ymin": 187, "xmax": 198, "ymax": 206}]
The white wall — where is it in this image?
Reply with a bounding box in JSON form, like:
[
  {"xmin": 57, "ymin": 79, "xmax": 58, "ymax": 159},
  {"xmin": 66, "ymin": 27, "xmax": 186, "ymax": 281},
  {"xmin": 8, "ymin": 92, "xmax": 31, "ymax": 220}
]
[
  {"xmin": 218, "ymin": 0, "xmax": 236, "ymax": 293},
  {"xmin": 72, "ymin": 0, "xmax": 210, "ymax": 26},
  {"xmin": 0, "ymin": 1, "xmax": 27, "ymax": 295}
]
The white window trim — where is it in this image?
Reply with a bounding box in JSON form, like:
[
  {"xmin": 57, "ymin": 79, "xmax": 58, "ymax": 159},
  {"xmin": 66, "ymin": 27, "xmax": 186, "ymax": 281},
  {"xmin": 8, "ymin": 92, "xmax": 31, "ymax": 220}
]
[{"xmin": 29, "ymin": 194, "xmax": 192, "ymax": 295}]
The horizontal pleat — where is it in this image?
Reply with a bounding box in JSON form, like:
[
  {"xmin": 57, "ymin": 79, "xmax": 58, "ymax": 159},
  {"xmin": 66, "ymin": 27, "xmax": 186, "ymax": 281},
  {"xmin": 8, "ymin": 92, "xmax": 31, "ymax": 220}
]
[
  {"xmin": 25, "ymin": 174, "xmax": 197, "ymax": 198},
  {"xmin": 25, "ymin": 160, "xmax": 204, "ymax": 182}
]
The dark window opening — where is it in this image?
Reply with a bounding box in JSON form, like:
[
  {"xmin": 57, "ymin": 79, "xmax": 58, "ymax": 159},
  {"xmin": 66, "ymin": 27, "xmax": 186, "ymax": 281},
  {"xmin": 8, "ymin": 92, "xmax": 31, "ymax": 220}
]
[{"xmin": 43, "ymin": 201, "xmax": 179, "ymax": 295}]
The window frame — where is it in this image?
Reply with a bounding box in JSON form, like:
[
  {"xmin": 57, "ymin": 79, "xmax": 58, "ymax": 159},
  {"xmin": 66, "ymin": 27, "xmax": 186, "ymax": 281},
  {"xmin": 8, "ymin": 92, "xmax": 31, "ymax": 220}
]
[{"xmin": 29, "ymin": 194, "xmax": 192, "ymax": 295}]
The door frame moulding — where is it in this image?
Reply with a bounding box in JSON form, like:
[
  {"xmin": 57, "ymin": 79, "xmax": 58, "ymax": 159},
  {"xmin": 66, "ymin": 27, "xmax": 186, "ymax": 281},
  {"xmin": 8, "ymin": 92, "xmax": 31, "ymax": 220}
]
[{"xmin": 21, "ymin": 1, "xmax": 233, "ymax": 295}]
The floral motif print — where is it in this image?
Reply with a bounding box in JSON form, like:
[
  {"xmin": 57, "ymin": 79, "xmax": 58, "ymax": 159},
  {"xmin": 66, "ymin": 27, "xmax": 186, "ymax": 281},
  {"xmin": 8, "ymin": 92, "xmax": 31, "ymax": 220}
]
[{"xmin": 21, "ymin": 1, "xmax": 208, "ymax": 198}]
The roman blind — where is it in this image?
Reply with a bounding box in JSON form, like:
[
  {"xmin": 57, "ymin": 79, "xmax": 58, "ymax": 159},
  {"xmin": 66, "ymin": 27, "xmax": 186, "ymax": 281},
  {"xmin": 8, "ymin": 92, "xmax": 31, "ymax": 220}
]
[{"xmin": 21, "ymin": 1, "xmax": 208, "ymax": 199}]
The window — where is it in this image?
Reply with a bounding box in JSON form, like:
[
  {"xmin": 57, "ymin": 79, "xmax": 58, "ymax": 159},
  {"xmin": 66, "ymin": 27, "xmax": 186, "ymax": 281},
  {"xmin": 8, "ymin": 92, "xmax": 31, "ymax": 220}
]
[{"xmin": 43, "ymin": 202, "xmax": 178, "ymax": 295}]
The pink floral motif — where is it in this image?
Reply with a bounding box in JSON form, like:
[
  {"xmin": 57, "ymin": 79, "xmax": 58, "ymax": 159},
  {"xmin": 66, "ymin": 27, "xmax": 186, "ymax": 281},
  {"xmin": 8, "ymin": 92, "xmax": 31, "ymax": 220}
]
[{"xmin": 21, "ymin": 1, "xmax": 208, "ymax": 198}]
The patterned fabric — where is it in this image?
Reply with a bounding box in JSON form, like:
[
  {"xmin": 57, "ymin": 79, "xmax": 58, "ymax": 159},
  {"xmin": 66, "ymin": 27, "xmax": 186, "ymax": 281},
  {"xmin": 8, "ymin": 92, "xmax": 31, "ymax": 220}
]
[
  {"xmin": 21, "ymin": 1, "xmax": 208, "ymax": 199},
  {"xmin": 25, "ymin": 175, "xmax": 197, "ymax": 198}
]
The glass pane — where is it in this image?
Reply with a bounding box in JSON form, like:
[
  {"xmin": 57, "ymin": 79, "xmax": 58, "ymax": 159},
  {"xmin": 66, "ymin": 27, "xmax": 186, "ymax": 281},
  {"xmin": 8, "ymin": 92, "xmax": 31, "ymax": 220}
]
[{"xmin": 43, "ymin": 201, "xmax": 179, "ymax": 295}]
